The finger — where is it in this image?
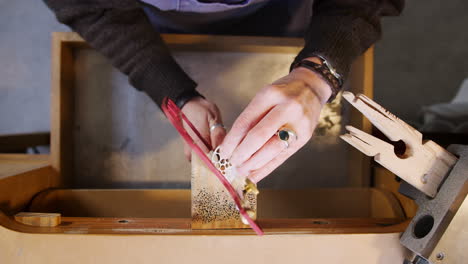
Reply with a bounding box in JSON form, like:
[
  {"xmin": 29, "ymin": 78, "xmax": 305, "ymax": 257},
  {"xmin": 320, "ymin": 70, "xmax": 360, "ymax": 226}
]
[
  {"xmin": 236, "ymin": 133, "xmax": 288, "ymax": 176},
  {"xmin": 219, "ymin": 92, "xmax": 276, "ymax": 159},
  {"xmin": 183, "ymin": 119, "xmax": 211, "ymax": 154},
  {"xmin": 210, "ymin": 126, "xmax": 226, "ymax": 149},
  {"xmin": 248, "ymin": 119, "xmax": 315, "ymax": 183},
  {"xmin": 184, "ymin": 143, "xmax": 192, "ymax": 161},
  {"xmin": 229, "ymin": 106, "xmax": 288, "ymax": 166},
  {"xmin": 248, "ymin": 146, "xmax": 296, "ymax": 183},
  {"xmin": 208, "ymin": 105, "xmax": 226, "ymax": 149}
]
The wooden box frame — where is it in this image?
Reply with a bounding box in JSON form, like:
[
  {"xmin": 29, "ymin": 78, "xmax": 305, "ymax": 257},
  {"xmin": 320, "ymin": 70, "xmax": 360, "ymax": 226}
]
[
  {"xmin": 51, "ymin": 32, "xmax": 374, "ymax": 188},
  {"xmin": 0, "ymin": 32, "xmax": 410, "ymax": 263}
]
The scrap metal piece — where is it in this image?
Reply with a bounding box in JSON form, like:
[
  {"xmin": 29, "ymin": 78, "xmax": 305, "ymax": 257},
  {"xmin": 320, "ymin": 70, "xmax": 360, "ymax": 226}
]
[{"xmin": 211, "ymin": 146, "xmax": 236, "ymax": 183}]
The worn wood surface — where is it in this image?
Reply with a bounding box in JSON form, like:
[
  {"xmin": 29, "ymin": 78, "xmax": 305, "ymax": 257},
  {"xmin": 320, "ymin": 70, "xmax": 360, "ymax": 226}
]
[
  {"xmin": 51, "ymin": 32, "xmax": 76, "ymax": 187},
  {"xmin": 0, "ymin": 154, "xmax": 49, "ymax": 179},
  {"xmin": 27, "ymin": 188, "xmax": 404, "ymax": 219},
  {"xmin": 0, "ymin": 154, "xmax": 58, "ymax": 214},
  {"xmin": 14, "ymin": 212, "xmax": 61, "ymax": 227},
  {"xmin": 0, "ymin": 210, "xmax": 408, "ymax": 235},
  {"xmin": 374, "ymin": 166, "xmax": 418, "ymax": 218},
  {"xmin": 347, "ymin": 46, "xmax": 374, "ymax": 187}
]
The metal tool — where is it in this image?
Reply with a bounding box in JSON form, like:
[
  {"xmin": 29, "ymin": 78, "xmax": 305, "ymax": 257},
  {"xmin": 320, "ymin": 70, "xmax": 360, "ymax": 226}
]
[{"xmin": 341, "ymin": 92, "xmax": 468, "ymax": 263}]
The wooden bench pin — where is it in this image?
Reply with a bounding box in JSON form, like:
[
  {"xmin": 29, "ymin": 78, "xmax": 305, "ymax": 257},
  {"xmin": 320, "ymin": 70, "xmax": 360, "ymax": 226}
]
[{"xmin": 340, "ymin": 92, "xmax": 457, "ymax": 198}]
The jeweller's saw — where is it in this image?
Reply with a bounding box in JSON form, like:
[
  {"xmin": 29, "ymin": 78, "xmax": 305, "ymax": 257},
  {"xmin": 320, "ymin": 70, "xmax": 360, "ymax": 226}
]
[{"xmin": 162, "ymin": 97, "xmax": 263, "ymax": 235}]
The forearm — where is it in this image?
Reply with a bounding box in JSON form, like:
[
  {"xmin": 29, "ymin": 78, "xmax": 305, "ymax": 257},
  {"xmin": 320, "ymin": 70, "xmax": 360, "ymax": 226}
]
[
  {"xmin": 43, "ymin": 0, "xmax": 197, "ymax": 107},
  {"xmin": 296, "ymin": 0, "xmax": 405, "ymax": 82}
]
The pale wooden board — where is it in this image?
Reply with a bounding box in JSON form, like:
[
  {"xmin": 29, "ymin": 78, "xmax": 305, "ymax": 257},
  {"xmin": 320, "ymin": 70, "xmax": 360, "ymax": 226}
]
[
  {"xmin": 0, "ymin": 154, "xmax": 49, "ymax": 179},
  {"xmin": 341, "ymin": 92, "xmax": 458, "ymax": 197},
  {"xmin": 0, "ymin": 224, "xmax": 407, "ymax": 264},
  {"xmin": 0, "ymin": 155, "xmax": 58, "ymax": 214}
]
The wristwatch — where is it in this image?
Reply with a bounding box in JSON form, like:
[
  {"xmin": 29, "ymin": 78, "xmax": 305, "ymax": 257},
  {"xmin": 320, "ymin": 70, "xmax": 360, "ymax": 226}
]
[{"xmin": 291, "ymin": 54, "xmax": 343, "ymax": 103}]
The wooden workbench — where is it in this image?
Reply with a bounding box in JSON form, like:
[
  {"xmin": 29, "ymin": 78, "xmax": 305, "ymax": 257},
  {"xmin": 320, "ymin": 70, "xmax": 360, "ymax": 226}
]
[{"xmin": 0, "ymin": 33, "xmax": 409, "ymax": 263}]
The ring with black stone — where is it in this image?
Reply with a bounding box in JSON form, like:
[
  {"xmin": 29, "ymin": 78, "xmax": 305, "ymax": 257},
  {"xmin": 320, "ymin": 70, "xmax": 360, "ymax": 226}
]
[{"xmin": 276, "ymin": 128, "xmax": 297, "ymax": 149}]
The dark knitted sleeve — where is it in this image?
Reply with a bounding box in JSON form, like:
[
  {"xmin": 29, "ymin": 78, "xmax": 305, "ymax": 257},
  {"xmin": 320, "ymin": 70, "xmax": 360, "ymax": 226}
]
[
  {"xmin": 43, "ymin": 0, "xmax": 197, "ymax": 107},
  {"xmin": 295, "ymin": 0, "xmax": 405, "ymax": 81}
]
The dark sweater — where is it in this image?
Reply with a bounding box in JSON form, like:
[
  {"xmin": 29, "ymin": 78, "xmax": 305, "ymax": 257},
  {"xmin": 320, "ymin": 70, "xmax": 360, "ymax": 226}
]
[{"xmin": 43, "ymin": 0, "xmax": 404, "ymax": 107}]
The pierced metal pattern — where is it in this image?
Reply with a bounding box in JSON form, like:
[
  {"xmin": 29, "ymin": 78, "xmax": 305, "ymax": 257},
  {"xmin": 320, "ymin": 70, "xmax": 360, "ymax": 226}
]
[{"xmin": 211, "ymin": 146, "xmax": 236, "ymax": 183}]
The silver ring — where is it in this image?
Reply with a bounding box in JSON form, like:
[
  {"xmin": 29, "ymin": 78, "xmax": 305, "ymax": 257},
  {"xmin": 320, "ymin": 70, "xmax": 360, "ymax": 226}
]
[
  {"xmin": 277, "ymin": 128, "xmax": 297, "ymax": 149},
  {"xmin": 281, "ymin": 140, "xmax": 289, "ymax": 149},
  {"xmin": 210, "ymin": 123, "xmax": 226, "ymax": 132}
]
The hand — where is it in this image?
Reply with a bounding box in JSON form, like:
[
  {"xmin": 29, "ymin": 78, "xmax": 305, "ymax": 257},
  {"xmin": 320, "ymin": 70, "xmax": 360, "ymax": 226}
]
[
  {"xmin": 181, "ymin": 96, "xmax": 226, "ymax": 161},
  {"xmin": 219, "ymin": 57, "xmax": 332, "ymax": 183}
]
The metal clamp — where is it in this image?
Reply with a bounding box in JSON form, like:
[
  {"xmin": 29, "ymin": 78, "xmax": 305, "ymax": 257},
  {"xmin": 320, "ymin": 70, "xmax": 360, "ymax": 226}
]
[{"xmin": 400, "ymin": 145, "xmax": 468, "ymax": 263}]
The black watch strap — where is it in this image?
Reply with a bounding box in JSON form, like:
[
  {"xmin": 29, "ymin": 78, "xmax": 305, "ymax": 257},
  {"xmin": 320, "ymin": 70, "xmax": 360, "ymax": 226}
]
[
  {"xmin": 174, "ymin": 89, "xmax": 205, "ymax": 109},
  {"xmin": 291, "ymin": 58, "xmax": 343, "ymax": 103}
]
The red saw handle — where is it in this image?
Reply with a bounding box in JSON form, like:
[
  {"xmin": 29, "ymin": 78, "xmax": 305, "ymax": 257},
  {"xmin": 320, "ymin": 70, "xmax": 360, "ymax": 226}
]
[{"xmin": 161, "ymin": 97, "xmax": 263, "ymax": 236}]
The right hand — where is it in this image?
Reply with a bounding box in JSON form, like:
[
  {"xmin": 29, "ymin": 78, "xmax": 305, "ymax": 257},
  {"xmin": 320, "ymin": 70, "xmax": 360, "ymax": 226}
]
[
  {"xmin": 218, "ymin": 59, "xmax": 332, "ymax": 183},
  {"xmin": 181, "ymin": 96, "xmax": 226, "ymax": 161}
]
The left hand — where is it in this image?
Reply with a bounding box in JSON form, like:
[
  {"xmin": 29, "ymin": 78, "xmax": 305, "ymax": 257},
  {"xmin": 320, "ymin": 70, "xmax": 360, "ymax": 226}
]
[
  {"xmin": 181, "ymin": 96, "xmax": 225, "ymax": 161},
  {"xmin": 219, "ymin": 58, "xmax": 333, "ymax": 183}
]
